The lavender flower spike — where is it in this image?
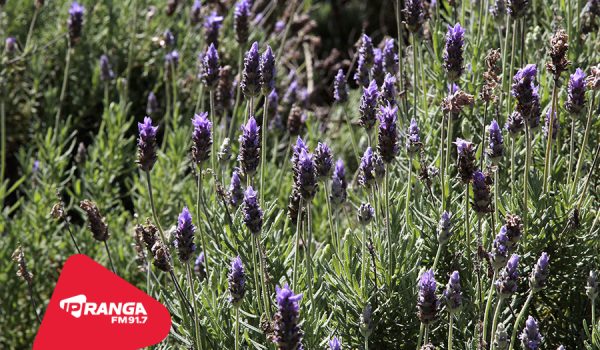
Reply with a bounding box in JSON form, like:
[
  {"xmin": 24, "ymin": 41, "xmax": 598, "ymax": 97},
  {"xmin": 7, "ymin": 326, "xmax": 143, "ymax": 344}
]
[
  {"xmin": 259, "ymin": 45, "xmax": 276, "ymax": 95},
  {"xmin": 354, "ymin": 55, "xmax": 370, "ymax": 88},
  {"xmin": 404, "ymin": 0, "xmax": 424, "ymax": 33},
  {"xmin": 238, "ymin": 117, "xmax": 261, "ymax": 176},
  {"xmin": 417, "ymin": 269, "xmax": 438, "ymax": 324},
  {"xmin": 229, "ymin": 169, "xmax": 244, "ymax": 208},
  {"xmin": 201, "ymin": 44, "xmax": 220, "ymax": 90},
  {"xmin": 377, "ymin": 103, "xmax": 399, "ymax": 163},
  {"xmin": 228, "ymin": 256, "xmax": 246, "ymax": 307},
  {"xmin": 334, "ymin": 69, "xmax": 348, "ymax": 103},
  {"xmin": 190, "ymin": 0, "xmax": 202, "ymax": 25},
  {"xmin": 191, "ymin": 112, "xmax": 212, "ymax": 164},
  {"xmin": 443, "ymin": 271, "xmax": 462, "ymax": 314},
  {"xmin": 99, "ymin": 55, "xmax": 114, "ymax": 81},
  {"xmin": 530, "ymin": 252, "xmax": 549, "ymax": 291},
  {"xmin": 296, "ymin": 148, "xmax": 318, "ymax": 201},
  {"xmin": 234, "ymin": 0, "xmax": 250, "ymax": 44},
  {"xmin": 406, "ymin": 118, "xmax": 421, "ymax": 157},
  {"xmin": 472, "ymin": 170, "xmax": 493, "ymax": 214},
  {"xmin": 204, "ymin": 11, "xmax": 224, "ymax": 48},
  {"xmin": 243, "ymin": 186, "xmax": 263, "ymax": 235},
  {"xmin": 487, "ymin": 119, "xmax": 504, "ymax": 163},
  {"xmin": 383, "ymin": 38, "xmax": 399, "ymax": 75},
  {"xmin": 329, "ymin": 336, "xmax": 341, "ymax": 350},
  {"xmin": 455, "ymin": 138, "xmax": 477, "ymax": 183},
  {"xmin": 495, "ymin": 254, "xmax": 520, "ymax": 298},
  {"xmin": 505, "ymin": 111, "xmax": 524, "ymax": 136},
  {"xmin": 330, "ymin": 159, "xmax": 347, "ymax": 206},
  {"xmin": 437, "ymin": 211, "xmax": 453, "ymax": 244},
  {"xmin": 137, "ymin": 117, "xmax": 159, "ymax": 172},
  {"xmin": 173, "ymin": 207, "xmax": 196, "ymax": 262},
  {"xmin": 241, "ymin": 42, "xmax": 261, "ymax": 99},
  {"xmin": 358, "ymin": 202, "xmax": 375, "ymax": 225},
  {"xmin": 315, "ymin": 142, "xmax": 333, "ymax": 179},
  {"xmin": 272, "ymin": 285, "xmax": 304, "ymax": 350},
  {"xmin": 443, "ymin": 23, "xmax": 465, "ymax": 82},
  {"xmin": 566, "ymin": 68, "xmax": 587, "ymax": 115},
  {"xmin": 379, "ymin": 73, "xmax": 397, "ymax": 107},
  {"xmin": 359, "ymin": 80, "xmax": 379, "ymax": 130},
  {"xmin": 371, "ymin": 49, "xmax": 385, "ymax": 86},
  {"xmin": 512, "ymin": 64, "xmax": 538, "ymax": 121},
  {"xmin": 520, "ymin": 316, "xmax": 543, "ymax": 350},
  {"xmin": 490, "ymin": 226, "xmax": 509, "ymax": 270},
  {"xmin": 194, "ymin": 252, "xmax": 206, "ymax": 281},
  {"xmin": 358, "ymin": 147, "xmax": 375, "ymax": 188},
  {"xmin": 68, "ymin": 2, "xmax": 85, "ymax": 45},
  {"xmin": 359, "ymin": 34, "xmax": 375, "ymax": 68}
]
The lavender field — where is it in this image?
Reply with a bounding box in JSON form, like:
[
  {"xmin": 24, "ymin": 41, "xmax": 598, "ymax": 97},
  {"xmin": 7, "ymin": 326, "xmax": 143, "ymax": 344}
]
[{"xmin": 1, "ymin": 0, "xmax": 600, "ymax": 348}]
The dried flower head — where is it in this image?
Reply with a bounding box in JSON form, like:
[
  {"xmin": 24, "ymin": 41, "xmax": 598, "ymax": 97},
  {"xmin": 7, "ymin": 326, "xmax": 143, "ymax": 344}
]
[
  {"xmin": 546, "ymin": 29, "xmax": 570, "ymax": 78},
  {"xmin": 151, "ymin": 240, "xmax": 173, "ymax": 272},
  {"xmin": 80, "ymin": 200, "xmax": 109, "ymax": 242},
  {"xmin": 287, "ymin": 104, "xmax": 306, "ymax": 136},
  {"xmin": 442, "ymin": 87, "xmax": 474, "ymax": 115},
  {"xmin": 481, "ymin": 49, "xmax": 502, "ymax": 103},
  {"xmin": 587, "ymin": 64, "xmax": 600, "ymax": 90},
  {"xmin": 12, "ymin": 245, "xmax": 33, "ymax": 283},
  {"xmin": 504, "ymin": 214, "xmax": 523, "ymax": 251}
]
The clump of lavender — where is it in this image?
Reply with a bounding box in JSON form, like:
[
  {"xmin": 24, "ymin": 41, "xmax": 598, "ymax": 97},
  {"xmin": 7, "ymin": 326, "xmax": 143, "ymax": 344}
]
[
  {"xmin": 404, "ymin": 0, "xmax": 424, "ymax": 33},
  {"xmin": 358, "ymin": 147, "xmax": 376, "ymax": 188},
  {"xmin": 505, "ymin": 111, "xmax": 525, "ymax": 135},
  {"xmin": 229, "ymin": 169, "xmax": 244, "ymax": 208},
  {"xmin": 371, "ymin": 49, "xmax": 385, "ymax": 86},
  {"xmin": 543, "ymin": 108, "xmax": 559, "ymax": 141},
  {"xmin": 295, "ymin": 148, "xmax": 318, "ymax": 201},
  {"xmin": 204, "ymin": 11, "xmax": 224, "ymax": 48},
  {"xmin": 314, "ymin": 142, "xmax": 333, "ymax": 180},
  {"xmin": 358, "ymin": 203, "xmax": 375, "ymax": 226},
  {"xmin": 354, "ymin": 55, "xmax": 370, "ymax": 88},
  {"xmin": 234, "ymin": 0, "xmax": 250, "ymax": 45},
  {"xmin": 173, "ymin": 207, "xmax": 196, "ymax": 262},
  {"xmin": 546, "ymin": 29, "xmax": 570, "ymax": 79},
  {"xmin": 437, "ymin": 211, "xmax": 453, "ymax": 244},
  {"xmin": 586, "ymin": 270, "xmax": 598, "ymax": 301},
  {"xmin": 487, "ymin": 120, "xmax": 504, "ymax": 163},
  {"xmin": 454, "ymin": 138, "xmax": 477, "ymax": 183},
  {"xmin": 259, "ymin": 45, "xmax": 276, "ymax": 95},
  {"xmin": 80, "ymin": 200, "xmax": 109, "ymax": 241},
  {"xmin": 330, "ymin": 159, "xmax": 347, "ymax": 207},
  {"xmin": 443, "ymin": 271, "xmax": 462, "ymax": 314},
  {"xmin": 358, "ymin": 34, "xmax": 375, "ymax": 68},
  {"xmin": 201, "ymin": 44, "xmax": 220, "ymax": 90},
  {"xmin": 383, "ymin": 38, "xmax": 398, "ymax": 75},
  {"xmin": 530, "ymin": 252, "xmax": 549, "ymax": 291},
  {"xmin": 228, "ymin": 256, "xmax": 246, "ymax": 307},
  {"xmin": 520, "ymin": 316, "xmax": 543, "ymax": 350},
  {"xmin": 238, "ymin": 117, "xmax": 260, "ymax": 177},
  {"xmin": 379, "ymin": 73, "xmax": 397, "ymax": 106},
  {"xmin": 406, "ymin": 118, "xmax": 421, "ymax": 157},
  {"xmin": 329, "ymin": 336, "xmax": 341, "ymax": 350},
  {"xmin": 334, "ymin": 69, "xmax": 348, "ymax": 103},
  {"xmin": 359, "ymin": 80, "xmax": 379, "ymax": 130},
  {"xmin": 512, "ymin": 64, "xmax": 538, "ymax": 123},
  {"xmin": 443, "ymin": 23, "xmax": 465, "ymax": 82},
  {"xmin": 495, "ymin": 254, "xmax": 520, "ymax": 298},
  {"xmin": 472, "ymin": 170, "xmax": 493, "ymax": 214},
  {"xmin": 272, "ymin": 285, "xmax": 304, "ymax": 350},
  {"xmin": 507, "ymin": 0, "xmax": 529, "ymax": 18},
  {"xmin": 490, "ymin": 227, "xmax": 509, "ymax": 270},
  {"xmin": 194, "ymin": 252, "xmax": 206, "ymax": 282},
  {"xmin": 243, "ymin": 186, "xmax": 263, "ymax": 235},
  {"xmin": 504, "ymin": 214, "xmax": 523, "ymax": 251},
  {"xmin": 190, "ymin": 0, "xmax": 202, "ymax": 25},
  {"xmin": 191, "ymin": 112, "xmax": 212, "ymax": 164},
  {"xmin": 566, "ymin": 68, "xmax": 587, "ymax": 115},
  {"xmin": 68, "ymin": 2, "xmax": 85, "ymax": 45},
  {"xmin": 417, "ymin": 269, "xmax": 438, "ymax": 324},
  {"xmin": 99, "ymin": 55, "xmax": 114, "ymax": 81},
  {"xmin": 146, "ymin": 92, "xmax": 159, "ymax": 117},
  {"xmin": 242, "ymin": 42, "xmax": 261, "ymax": 99}
]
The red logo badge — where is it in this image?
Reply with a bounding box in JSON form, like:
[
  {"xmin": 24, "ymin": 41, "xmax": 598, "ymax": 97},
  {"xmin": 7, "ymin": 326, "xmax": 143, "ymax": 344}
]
[{"xmin": 34, "ymin": 254, "xmax": 171, "ymax": 349}]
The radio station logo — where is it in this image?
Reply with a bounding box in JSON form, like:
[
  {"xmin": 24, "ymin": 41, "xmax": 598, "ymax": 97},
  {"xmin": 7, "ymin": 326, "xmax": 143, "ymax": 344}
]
[{"xmin": 59, "ymin": 294, "xmax": 148, "ymax": 324}]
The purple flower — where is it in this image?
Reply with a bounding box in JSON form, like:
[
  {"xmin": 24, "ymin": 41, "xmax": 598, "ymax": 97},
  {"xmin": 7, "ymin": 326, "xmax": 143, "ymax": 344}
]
[
  {"xmin": 259, "ymin": 45, "xmax": 276, "ymax": 95},
  {"xmin": 194, "ymin": 252, "xmax": 206, "ymax": 281},
  {"xmin": 296, "ymin": 148, "xmax": 318, "ymax": 201},
  {"xmin": 530, "ymin": 252, "xmax": 549, "ymax": 291},
  {"xmin": 201, "ymin": 44, "xmax": 220, "ymax": 90},
  {"xmin": 273, "ymin": 285, "xmax": 304, "ymax": 350},
  {"xmin": 241, "ymin": 42, "xmax": 261, "ymax": 99},
  {"xmin": 99, "ymin": 54, "xmax": 114, "ymax": 81},
  {"xmin": 512, "ymin": 64, "xmax": 538, "ymax": 121},
  {"xmin": 330, "ymin": 159, "xmax": 347, "ymax": 206},
  {"xmin": 314, "ymin": 142, "xmax": 333, "ymax": 179},
  {"xmin": 505, "ymin": 111, "xmax": 525, "ymax": 135},
  {"xmin": 358, "ymin": 147, "xmax": 376, "ymax": 188},
  {"xmin": 5, "ymin": 37, "xmax": 16, "ymax": 53},
  {"xmin": 334, "ymin": 69, "xmax": 348, "ymax": 103},
  {"xmin": 228, "ymin": 256, "xmax": 246, "ymax": 306},
  {"xmin": 204, "ymin": 11, "xmax": 224, "ymax": 48},
  {"xmin": 229, "ymin": 169, "xmax": 244, "ymax": 208},
  {"xmin": 359, "ymin": 34, "xmax": 374, "ymax": 68},
  {"xmin": 404, "ymin": 0, "xmax": 424, "ymax": 33},
  {"xmin": 359, "ymin": 80, "xmax": 379, "ymax": 130},
  {"xmin": 437, "ymin": 211, "xmax": 453, "ymax": 244},
  {"xmin": 173, "ymin": 207, "xmax": 196, "ymax": 262},
  {"xmin": 243, "ymin": 186, "xmax": 263, "ymax": 234},
  {"xmin": 496, "ymin": 254, "xmax": 520, "ymax": 298},
  {"xmin": 371, "ymin": 49, "xmax": 385, "ymax": 86},
  {"xmin": 163, "ymin": 29, "xmax": 176, "ymax": 48},
  {"xmin": 487, "ymin": 119, "xmax": 504, "ymax": 162},
  {"xmin": 383, "ymin": 38, "xmax": 399, "ymax": 75},
  {"xmin": 146, "ymin": 92, "xmax": 159, "ymax": 117},
  {"xmin": 406, "ymin": 118, "xmax": 421, "ymax": 157},
  {"xmin": 354, "ymin": 55, "xmax": 370, "ymax": 88},
  {"xmin": 490, "ymin": 227, "xmax": 509, "ymax": 270},
  {"xmin": 529, "ymin": 85, "xmax": 541, "ymax": 129},
  {"xmin": 543, "ymin": 108, "xmax": 559, "ymax": 141},
  {"xmin": 520, "ymin": 316, "xmax": 542, "ymax": 350},
  {"xmin": 379, "ymin": 73, "xmax": 397, "ymax": 106},
  {"xmin": 68, "ymin": 2, "xmax": 85, "ymax": 45},
  {"xmin": 191, "ymin": 112, "xmax": 212, "ymax": 164},
  {"xmin": 505, "ymin": 214, "xmax": 523, "ymax": 251},
  {"xmin": 164, "ymin": 50, "xmax": 179, "ymax": 71},
  {"xmin": 443, "ymin": 271, "xmax": 462, "ymax": 313},
  {"xmin": 358, "ymin": 202, "xmax": 375, "ymax": 225},
  {"xmin": 329, "ymin": 336, "xmax": 341, "ymax": 350},
  {"xmin": 234, "ymin": 0, "xmax": 250, "ymax": 44},
  {"xmin": 454, "ymin": 138, "xmax": 477, "ymax": 183},
  {"xmin": 137, "ymin": 117, "xmax": 159, "ymax": 172},
  {"xmin": 268, "ymin": 89, "xmax": 279, "ymax": 116},
  {"xmin": 443, "ymin": 23, "xmax": 465, "ymax": 82},
  {"xmin": 283, "ymin": 78, "xmax": 298, "ymax": 106},
  {"xmin": 417, "ymin": 269, "xmax": 438, "ymax": 324},
  {"xmin": 238, "ymin": 117, "xmax": 261, "ymax": 176},
  {"xmin": 472, "ymin": 170, "xmax": 493, "ymax": 214},
  {"xmin": 566, "ymin": 68, "xmax": 587, "ymax": 115},
  {"xmin": 376, "ymin": 103, "xmax": 399, "ymax": 162},
  {"xmin": 190, "ymin": 0, "xmax": 202, "ymax": 25}
]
